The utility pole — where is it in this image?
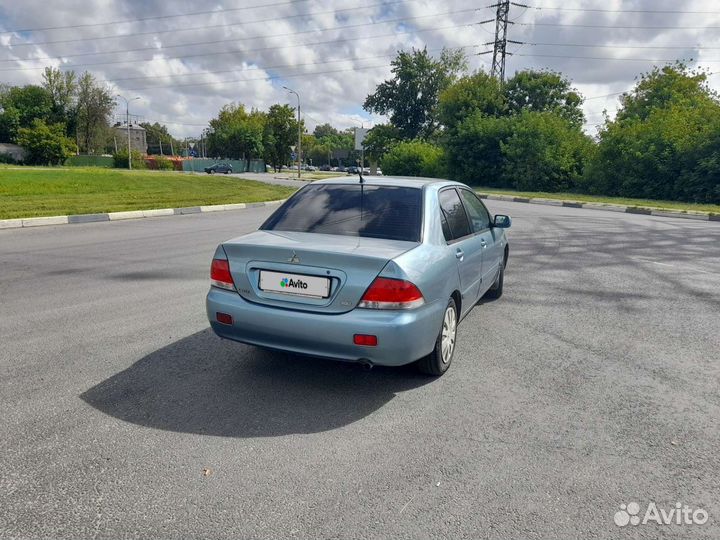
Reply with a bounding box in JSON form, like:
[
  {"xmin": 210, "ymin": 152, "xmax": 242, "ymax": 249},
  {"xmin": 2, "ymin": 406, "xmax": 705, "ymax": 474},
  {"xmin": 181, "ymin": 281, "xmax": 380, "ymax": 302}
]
[
  {"xmin": 116, "ymin": 95, "xmax": 140, "ymax": 169},
  {"xmin": 159, "ymin": 137, "xmax": 163, "ymax": 156},
  {"xmin": 283, "ymin": 86, "xmax": 302, "ymax": 179}
]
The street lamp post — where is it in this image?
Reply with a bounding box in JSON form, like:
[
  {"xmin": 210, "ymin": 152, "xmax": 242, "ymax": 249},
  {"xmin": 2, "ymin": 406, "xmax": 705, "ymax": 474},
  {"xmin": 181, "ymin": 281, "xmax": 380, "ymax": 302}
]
[
  {"xmin": 116, "ymin": 95, "xmax": 140, "ymax": 170},
  {"xmin": 283, "ymin": 86, "xmax": 301, "ymax": 179}
]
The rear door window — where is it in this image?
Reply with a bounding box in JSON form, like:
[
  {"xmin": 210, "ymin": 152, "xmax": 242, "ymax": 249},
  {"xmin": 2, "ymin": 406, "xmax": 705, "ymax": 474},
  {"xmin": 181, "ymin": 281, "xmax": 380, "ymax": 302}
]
[
  {"xmin": 261, "ymin": 184, "xmax": 423, "ymax": 242},
  {"xmin": 439, "ymin": 188, "xmax": 471, "ymax": 241}
]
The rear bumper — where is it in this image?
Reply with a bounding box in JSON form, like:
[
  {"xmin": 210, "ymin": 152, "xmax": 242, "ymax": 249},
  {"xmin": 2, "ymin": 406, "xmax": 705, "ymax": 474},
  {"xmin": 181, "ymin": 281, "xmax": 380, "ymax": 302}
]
[{"xmin": 206, "ymin": 288, "xmax": 444, "ymax": 366}]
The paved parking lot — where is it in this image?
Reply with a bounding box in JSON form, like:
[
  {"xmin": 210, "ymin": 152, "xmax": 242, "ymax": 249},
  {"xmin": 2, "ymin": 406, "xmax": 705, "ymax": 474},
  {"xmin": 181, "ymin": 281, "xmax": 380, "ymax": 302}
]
[{"xmin": 1, "ymin": 202, "xmax": 718, "ymax": 539}]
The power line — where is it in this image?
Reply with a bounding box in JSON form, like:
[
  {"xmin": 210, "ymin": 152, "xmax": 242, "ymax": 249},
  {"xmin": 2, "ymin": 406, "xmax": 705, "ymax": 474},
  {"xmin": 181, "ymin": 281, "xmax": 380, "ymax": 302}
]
[
  {"xmin": 98, "ymin": 23, "xmax": 469, "ymax": 84},
  {"xmin": 114, "ymin": 45, "xmax": 476, "ymax": 91},
  {"xmin": 118, "ymin": 45, "xmax": 477, "ymax": 92},
  {"xmin": 0, "ymin": 8, "xmax": 477, "ymax": 70},
  {"xmin": 508, "ymin": 3, "xmax": 720, "ymax": 15},
  {"xmin": 0, "ymin": 0, "xmax": 317, "ymax": 34},
  {"xmin": 515, "ymin": 22, "xmax": 720, "ymax": 30},
  {"xmin": 2, "ymin": 0, "xmax": 413, "ymax": 48},
  {"xmin": 0, "ymin": 21, "xmax": 469, "ymax": 75},
  {"xmin": 515, "ymin": 53, "xmax": 720, "ymax": 62},
  {"xmin": 585, "ymin": 91, "xmax": 624, "ymax": 100},
  {"xmin": 524, "ymin": 42, "xmax": 720, "ymax": 51}
]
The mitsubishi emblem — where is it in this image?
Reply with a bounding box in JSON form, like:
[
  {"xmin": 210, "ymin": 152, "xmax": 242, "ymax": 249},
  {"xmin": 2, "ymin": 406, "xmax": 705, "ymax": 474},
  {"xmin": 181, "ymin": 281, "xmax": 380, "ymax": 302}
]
[{"xmin": 288, "ymin": 251, "xmax": 301, "ymax": 264}]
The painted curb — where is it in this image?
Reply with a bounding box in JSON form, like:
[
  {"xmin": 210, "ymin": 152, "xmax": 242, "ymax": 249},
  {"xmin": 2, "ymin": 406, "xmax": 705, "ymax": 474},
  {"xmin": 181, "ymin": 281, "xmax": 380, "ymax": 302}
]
[
  {"xmin": 22, "ymin": 216, "xmax": 69, "ymax": 227},
  {"xmin": 0, "ymin": 199, "xmax": 288, "ymax": 230},
  {"xmin": 477, "ymin": 192, "xmax": 714, "ymax": 222}
]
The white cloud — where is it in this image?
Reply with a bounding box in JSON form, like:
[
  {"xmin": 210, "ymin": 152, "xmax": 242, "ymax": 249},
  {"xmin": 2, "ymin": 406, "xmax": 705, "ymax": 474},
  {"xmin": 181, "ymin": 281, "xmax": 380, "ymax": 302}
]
[{"xmin": 0, "ymin": 0, "xmax": 718, "ymax": 137}]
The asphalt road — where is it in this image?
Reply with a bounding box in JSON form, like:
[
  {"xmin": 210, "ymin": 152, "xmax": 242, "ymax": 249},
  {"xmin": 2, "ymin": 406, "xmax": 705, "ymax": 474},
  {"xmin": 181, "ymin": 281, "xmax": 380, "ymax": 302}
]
[{"xmin": 1, "ymin": 202, "xmax": 718, "ymax": 539}]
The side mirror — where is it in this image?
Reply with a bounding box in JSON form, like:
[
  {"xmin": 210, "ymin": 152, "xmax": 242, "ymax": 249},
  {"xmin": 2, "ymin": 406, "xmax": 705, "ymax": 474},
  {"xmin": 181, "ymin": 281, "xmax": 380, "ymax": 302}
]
[{"xmin": 493, "ymin": 214, "xmax": 511, "ymax": 228}]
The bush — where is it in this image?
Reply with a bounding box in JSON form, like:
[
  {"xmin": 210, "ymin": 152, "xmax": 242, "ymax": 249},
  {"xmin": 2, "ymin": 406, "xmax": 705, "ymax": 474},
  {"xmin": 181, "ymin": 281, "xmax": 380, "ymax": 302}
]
[
  {"xmin": 380, "ymin": 140, "xmax": 445, "ymax": 178},
  {"xmin": 16, "ymin": 119, "xmax": 76, "ymax": 165},
  {"xmin": 583, "ymin": 64, "xmax": 720, "ymax": 203},
  {"xmin": 0, "ymin": 152, "xmax": 18, "ymax": 164},
  {"xmin": 146, "ymin": 156, "xmax": 174, "ymax": 170},
  {"xmin": 65, "ymin": 155, "xmax": 114, "ymax": 168},
  {"xmin": 500, "ymin": 111, "xmax": 592, "ymax": 192},
  {"xmin": 113, "ymin": 150, "xmax": 147, "ymax": 169},
  {"xmin": 444, "ymin": 110, "xmax": 590, "ymax": 191},
  {"xmin": 444, "ymin": 112, "xmax": 513, "ymax": 186},
  {"xmin": 155, "ymin": 156, "xmax": 174, "ymax": 170}
]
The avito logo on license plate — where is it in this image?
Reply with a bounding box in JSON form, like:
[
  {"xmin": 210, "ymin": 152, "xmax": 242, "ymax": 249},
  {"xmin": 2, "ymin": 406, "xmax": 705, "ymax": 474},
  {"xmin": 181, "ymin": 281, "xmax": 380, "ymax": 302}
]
[{"xmin": 259, "ymin": 270, "xmax": 330, "ymax": 298}]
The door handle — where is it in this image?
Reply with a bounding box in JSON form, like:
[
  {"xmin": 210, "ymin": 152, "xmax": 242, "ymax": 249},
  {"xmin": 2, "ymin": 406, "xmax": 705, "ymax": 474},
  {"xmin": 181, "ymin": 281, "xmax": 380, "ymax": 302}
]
[
  {"xmin": 455, "ymin": 249, "xmax": 464, "ymax": 260},
  {"xmin": 480, "ymin": 239, "xmax": 487, "ymax": 248}
]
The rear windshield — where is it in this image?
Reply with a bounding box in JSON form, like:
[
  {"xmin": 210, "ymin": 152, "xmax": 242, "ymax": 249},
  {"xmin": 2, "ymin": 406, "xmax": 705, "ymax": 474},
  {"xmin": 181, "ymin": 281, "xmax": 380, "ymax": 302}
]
[{"xmin": 260, "ymin": 184, "xmax": 423, "ymax": 242}]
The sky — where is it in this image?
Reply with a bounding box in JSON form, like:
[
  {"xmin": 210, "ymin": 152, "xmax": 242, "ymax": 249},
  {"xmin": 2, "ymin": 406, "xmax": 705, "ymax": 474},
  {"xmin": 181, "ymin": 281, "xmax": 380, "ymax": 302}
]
[{"xmin": 1, "ymin": 0, "xmax": 719, "ymax": 138}]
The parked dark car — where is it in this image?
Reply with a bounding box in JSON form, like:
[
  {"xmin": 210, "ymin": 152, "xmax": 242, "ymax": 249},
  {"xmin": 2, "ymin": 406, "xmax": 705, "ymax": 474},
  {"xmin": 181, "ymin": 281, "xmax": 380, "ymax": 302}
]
[
  {"xmin": 319, "ymin": 164, "xmax": 332, "ymax": 171},
  {"xmin": 346, "ymin": 166, "xmax": 359, "ymax": 174},
  {"xmin": 205, "ymin": 162, "xmax": 233, "ymax": 174}
]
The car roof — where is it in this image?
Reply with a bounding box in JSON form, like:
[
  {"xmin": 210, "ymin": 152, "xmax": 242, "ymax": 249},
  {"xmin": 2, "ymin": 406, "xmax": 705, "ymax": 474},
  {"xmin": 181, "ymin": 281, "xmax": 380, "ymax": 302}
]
[{"xmin": 311, "ymin": 176, "xmax": 464, "ymax": 189}]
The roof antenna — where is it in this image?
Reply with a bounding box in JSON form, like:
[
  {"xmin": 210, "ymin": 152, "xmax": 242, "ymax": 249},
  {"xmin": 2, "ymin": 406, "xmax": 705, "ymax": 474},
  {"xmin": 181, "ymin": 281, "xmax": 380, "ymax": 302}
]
[{"xmin": 357, "ymin": 158, "xmax": 364, "ymax": 184}]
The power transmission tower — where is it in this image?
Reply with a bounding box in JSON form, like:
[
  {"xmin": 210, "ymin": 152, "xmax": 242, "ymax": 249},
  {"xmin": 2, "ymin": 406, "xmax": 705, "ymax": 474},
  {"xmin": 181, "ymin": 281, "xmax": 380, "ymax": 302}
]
[
  {"xmin": 480, "ymin": 1, "xmax": 525, "ymax": 83},
  {"xmin": 491, "ymin": 0, "xmax": 510, "ymax": 82}
]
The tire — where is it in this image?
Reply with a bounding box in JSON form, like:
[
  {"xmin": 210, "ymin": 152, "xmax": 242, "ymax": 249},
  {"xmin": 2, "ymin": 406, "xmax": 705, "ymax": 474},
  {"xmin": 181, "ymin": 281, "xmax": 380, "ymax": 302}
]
[
  {"xmin": 417, "ymin": 297, "xmax": 458, "ymax": 376},
  {"xmin": 225, "ymin": 170, "xmax": 230, "ymax": 174},
  {"xmin": 209, "ymin": 169, "xmax": 215, "ymax": 174},
  {"xmin": 484, "ymin": 261, "xmax": 504, "ymax": 299}
]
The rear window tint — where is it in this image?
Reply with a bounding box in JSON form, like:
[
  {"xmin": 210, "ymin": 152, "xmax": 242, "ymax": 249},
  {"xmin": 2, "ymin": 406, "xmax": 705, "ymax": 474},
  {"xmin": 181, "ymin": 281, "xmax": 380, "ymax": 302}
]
[{"xmin": 260, "ymin": 184, "xmax": 422, "ymax": 242}]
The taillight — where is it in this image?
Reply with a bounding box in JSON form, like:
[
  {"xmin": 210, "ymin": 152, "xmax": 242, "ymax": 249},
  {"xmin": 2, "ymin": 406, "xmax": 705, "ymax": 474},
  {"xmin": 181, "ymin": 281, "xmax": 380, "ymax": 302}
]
[
  {"xmin": 210, "ymin": 259, "xmax": 235, "ymax": 291},
  {"xmin": 358, "ymin": 277, "xmax": 424, "ymax": 310}
]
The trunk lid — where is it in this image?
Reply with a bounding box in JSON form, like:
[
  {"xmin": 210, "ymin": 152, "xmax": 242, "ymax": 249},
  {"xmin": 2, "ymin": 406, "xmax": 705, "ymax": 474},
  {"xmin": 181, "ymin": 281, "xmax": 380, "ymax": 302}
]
[{"xmin": 222, "ymin": 230, "xmax": 418, "ymax": 313}]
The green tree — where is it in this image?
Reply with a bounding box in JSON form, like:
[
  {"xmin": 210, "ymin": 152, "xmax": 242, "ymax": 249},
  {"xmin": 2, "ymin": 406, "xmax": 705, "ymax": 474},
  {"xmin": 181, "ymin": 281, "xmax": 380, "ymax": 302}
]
[
  {"xmin": 363, "ymin": 123, "xmax": 402, "ymax": 162},
  {"xmin": 504, "ymin": 70, "xmax": 584, "ymax": 126},
  {"xmin": 263, "ymin": 104, "xmax": 300, "ymax": 172},
  {"xmin": 380, "ymin": 140, "xmax": 445, "ymax": 178},
  {"xmin": 616, "ymin": 63, "xmax": 713, "ymax": 122},
  {"xmin": 313, "ymin": 123, "xmax": 339, "ymax": 141},
  {"xmin": 437, "ymin": 70, "xmax": 504, "ymax": 132},
  {"xmin": 76, "ymin": 72, "xmax": 115, "ymax": 154},
  {"xmin": 0, "ymin": 85, "xmax": 53, "ymax": 142},
  {"xmin": 363, "ymin": 47, "xmax": 467, "ymax": 140},
  {"xmin": 207, "ymin": 103, "xmax": 265, "ymax": 159},
  {"xmin": 16, "ymin": 119, "xmax": 76, "ymax": 165},
  {"xmin": 42, "ymin": 67, "xmax": 77, "ymax": 131},
  {"xmin": 585, "ymin": 64, "xmax": 720, "ymax": 202}
]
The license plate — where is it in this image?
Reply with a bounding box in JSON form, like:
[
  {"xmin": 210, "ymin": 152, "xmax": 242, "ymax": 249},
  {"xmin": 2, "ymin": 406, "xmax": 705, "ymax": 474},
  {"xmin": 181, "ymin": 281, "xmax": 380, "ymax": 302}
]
[{"xmin": 259, "ymin": 270, "xmax": 331, "ymax": 298}]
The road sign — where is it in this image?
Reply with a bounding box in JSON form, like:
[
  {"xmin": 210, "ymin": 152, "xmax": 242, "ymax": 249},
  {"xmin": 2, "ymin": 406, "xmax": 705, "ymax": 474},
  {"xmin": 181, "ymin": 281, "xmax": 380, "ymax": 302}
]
[
  {"xmin": 290, "ymin": 152, "xmax": 297, "ymax": 160},
  {"xmin": 354, "ymin": 128, "xmax": 368, "ymax": 151}
]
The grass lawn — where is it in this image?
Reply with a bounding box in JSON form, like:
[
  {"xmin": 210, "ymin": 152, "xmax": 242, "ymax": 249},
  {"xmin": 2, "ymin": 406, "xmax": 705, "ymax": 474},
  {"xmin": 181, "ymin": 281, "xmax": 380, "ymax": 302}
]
[
  {"xmin": 0, "ymin": 167, "xmax": 297, "ymax": 219},
  {"xmin": 474, "ymin": 186, "xmax": 720, "ymax": 215}
]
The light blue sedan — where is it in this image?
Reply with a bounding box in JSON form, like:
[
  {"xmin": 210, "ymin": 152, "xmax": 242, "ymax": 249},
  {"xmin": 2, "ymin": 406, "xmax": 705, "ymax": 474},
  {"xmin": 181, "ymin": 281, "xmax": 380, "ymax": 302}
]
[{"xmin": 206, "ymin": 177, "xmax": 511, "ymax": 375}]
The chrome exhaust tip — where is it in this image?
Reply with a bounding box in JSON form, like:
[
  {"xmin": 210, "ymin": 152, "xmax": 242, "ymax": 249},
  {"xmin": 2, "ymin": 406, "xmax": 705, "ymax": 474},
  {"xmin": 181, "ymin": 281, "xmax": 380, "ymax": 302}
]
[{"xmin": 358, "ymin": 359, "xmax": 374, "ymax": 371}]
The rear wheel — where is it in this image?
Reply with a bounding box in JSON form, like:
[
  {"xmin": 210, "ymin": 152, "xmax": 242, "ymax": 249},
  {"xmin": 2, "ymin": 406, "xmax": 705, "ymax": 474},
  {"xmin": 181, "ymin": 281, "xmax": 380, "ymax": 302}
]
[
  {"xmin": 484, "ymin": 261, "xmax": 504, "ymax": 299},
  {"xmin": 417, "ymin": 298, "xmax": 457, "ymax": 376}
]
